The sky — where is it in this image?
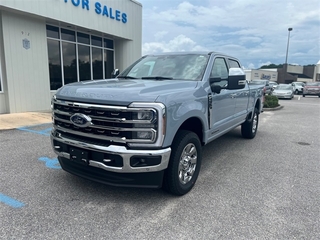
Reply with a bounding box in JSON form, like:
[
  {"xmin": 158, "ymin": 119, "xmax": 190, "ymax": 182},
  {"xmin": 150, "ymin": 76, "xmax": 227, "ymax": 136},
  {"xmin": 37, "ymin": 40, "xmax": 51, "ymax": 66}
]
[{"xmin": 137, "ymin": 0, "xmax": 320, "ymax": 69}]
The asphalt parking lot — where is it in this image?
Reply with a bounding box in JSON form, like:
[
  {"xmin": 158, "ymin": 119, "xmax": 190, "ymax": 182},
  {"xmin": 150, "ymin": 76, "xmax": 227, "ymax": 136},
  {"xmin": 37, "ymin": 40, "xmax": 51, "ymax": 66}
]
[{"xmin": 1, "ymin": 95, "xmax": 319, "ymax": 239}]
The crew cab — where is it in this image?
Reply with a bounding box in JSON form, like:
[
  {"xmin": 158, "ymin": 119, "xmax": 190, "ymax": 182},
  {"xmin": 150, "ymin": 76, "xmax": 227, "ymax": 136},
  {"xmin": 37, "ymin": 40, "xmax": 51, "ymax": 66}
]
[{"xmin": 51, "ymin": 52, "xmax": 264, "ymax": 195}]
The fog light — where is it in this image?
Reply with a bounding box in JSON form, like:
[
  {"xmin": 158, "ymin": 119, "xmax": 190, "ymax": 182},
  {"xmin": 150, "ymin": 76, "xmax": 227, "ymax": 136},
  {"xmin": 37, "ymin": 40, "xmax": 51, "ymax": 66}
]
[{"xmin": 130, "ymin": 156, "xmax": 161, "ymax": 167}]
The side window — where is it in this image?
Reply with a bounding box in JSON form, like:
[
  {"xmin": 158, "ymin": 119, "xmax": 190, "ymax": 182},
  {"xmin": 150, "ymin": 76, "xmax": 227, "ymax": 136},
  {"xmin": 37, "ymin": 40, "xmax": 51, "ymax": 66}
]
[
  {"xmin": 210, "ymin": 58, "xmax": 228, "ymax": 87},
  {"xmin": 228, "ymin": 59, "xmax": 240, "ymax": 68}
]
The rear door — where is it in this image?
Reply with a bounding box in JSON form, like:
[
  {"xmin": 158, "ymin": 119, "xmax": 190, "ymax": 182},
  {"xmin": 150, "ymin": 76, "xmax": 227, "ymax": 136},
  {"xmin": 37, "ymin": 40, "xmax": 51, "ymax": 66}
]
[{"xmin": 228, "ymin": 58, "xmax": 249, "ymax": 123}]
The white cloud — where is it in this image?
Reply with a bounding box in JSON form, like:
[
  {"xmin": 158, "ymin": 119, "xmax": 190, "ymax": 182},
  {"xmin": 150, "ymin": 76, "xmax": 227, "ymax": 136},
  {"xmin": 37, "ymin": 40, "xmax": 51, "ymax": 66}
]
[
  {"xmin": 154, "ymin": 31, "xmax": 168, "ymax": 41},
  {"xmin": 142, "ymin": 35, "xmax": 208, "ymax": 55},
  {"xmin": 139, "ymin": 0, "xmax": 320, "ymax": 69}
]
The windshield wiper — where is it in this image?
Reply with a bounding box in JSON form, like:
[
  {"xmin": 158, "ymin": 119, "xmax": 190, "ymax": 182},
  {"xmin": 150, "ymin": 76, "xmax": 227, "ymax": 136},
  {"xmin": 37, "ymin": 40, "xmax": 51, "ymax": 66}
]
[
  {"xmin": 117, "ymin": 75, "xmax": 137, "ymax": 79},
  {"xmin": 141, "ymin": 76, "xmax": 173, "ymax": 80}
]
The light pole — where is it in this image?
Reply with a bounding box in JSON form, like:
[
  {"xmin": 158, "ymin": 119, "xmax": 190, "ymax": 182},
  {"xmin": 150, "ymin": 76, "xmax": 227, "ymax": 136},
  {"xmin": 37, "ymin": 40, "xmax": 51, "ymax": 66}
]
[{"xmin": 285, "ymin": 28, "xmax": 293, "ymax": 65}]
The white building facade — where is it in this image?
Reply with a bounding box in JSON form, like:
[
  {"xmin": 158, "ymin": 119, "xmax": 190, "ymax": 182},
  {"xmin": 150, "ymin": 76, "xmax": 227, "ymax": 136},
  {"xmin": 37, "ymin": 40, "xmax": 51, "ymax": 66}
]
[
  {"xmin": 244, "ymin": 69, "xmax": 278, "ymax": 82},
  {"xmin": 0, "ymin": 0, "xmax": 142, "ymax": 113}
]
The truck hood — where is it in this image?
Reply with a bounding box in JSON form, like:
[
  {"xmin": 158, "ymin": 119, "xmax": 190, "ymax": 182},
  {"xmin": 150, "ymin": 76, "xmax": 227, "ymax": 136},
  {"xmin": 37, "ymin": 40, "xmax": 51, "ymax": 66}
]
[{"xmin": 55, "ymin": 79, "xmax": 198, "ymax": 105}]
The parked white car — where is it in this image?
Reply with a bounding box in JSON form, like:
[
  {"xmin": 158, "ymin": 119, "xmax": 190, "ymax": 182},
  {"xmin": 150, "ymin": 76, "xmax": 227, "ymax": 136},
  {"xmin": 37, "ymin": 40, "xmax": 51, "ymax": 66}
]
[
  {"xmin": 291, "ymin": 82, "xmax": 305, "ymax": 94},
  {"xmin": 272, "ymin": 84, "xmax": 294, "ymax": 99},
  {"xmin": 269, "ymin": 81, "xmax": 278, "ymax": 90}
]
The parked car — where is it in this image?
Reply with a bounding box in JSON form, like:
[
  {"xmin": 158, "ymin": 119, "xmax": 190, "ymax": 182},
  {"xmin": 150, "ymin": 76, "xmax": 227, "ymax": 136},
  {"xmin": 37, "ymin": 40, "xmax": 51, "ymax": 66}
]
[
  {"xmin": 303, "ymin": 82, "xmax": 320, "ymax": 97},
  {"xmin": 272, "ymin": 84, "xmax": 294, "ymax": 99},
  {"xmin": 249, "ymin": 80, "xmax": 271, "ymax": 95},
  {"xmin": 291, "ymin": 82, "xmax": 305, "ymax": 94},
  {"xmin": 269, "ymin": 81, "xmax": 278, "ymax": 91}
]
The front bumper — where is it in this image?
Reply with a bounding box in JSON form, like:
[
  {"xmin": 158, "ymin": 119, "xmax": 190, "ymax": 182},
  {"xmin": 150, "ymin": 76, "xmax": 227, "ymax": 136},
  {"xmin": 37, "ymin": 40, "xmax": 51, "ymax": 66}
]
[
  {"xmin": 303, "ymin": 91, "xmax": 320, "ymax": 96},
  {"xmin": 272, "ymin": 93, "xmax": 293, "ymax": 99},
  {"xmin": 51, "ymin": 129, "xmax": 171, "ymax": 187}
]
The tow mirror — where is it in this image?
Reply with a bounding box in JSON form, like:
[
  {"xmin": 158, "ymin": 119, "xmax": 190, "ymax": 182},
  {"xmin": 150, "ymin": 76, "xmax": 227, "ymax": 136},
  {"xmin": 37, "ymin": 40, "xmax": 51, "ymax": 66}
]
[
  {"xmin": 227, "ymin": 68, "xmax": 246, "ymax": 90},
  {"xmin": 111, "ymin": 69, "xmax": 120, "ymax": 78}
]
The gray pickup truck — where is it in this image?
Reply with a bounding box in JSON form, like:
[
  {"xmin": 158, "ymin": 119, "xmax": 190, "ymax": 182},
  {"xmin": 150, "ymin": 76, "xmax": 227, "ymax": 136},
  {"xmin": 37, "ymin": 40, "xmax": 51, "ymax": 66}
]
[{"xmin": 51, "ymin": 52, "xmax": 263, "ymax": 195}]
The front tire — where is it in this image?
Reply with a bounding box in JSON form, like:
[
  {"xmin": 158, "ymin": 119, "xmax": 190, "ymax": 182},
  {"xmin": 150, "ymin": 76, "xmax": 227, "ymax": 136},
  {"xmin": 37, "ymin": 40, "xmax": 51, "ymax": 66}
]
[
  {"xmin": 163, "ymin": 130, "xmax": 202, "ymax": 196},
  {"xmin": 241, "ymin": 108, "xmax": 259, "ymax": 139}
]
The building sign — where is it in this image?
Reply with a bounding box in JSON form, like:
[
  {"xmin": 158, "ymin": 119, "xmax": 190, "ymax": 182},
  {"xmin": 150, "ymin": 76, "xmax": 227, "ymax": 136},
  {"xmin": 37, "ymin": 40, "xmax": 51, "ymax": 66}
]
[
  {"xmin": 64, "ymin": 0, "xmax": 127, "ymax": 23},
  {"xmin": 261, "ymin": 73, "xmax": 271, "ymax": 80}
]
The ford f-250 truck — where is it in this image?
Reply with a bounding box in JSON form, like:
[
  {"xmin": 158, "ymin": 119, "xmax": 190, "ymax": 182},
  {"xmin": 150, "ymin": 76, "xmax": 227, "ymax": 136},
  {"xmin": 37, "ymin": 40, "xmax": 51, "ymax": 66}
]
[{"xmin": 51, "ymin": 52, "xmax": 263, "ymax": 195}]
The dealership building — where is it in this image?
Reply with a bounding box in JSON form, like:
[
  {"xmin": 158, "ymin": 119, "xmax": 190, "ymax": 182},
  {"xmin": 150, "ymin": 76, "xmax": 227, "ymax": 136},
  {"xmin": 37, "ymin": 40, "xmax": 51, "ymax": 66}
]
[{"xmin": 0, "ymin": 0, "xmax": 142, "ymax": 113}]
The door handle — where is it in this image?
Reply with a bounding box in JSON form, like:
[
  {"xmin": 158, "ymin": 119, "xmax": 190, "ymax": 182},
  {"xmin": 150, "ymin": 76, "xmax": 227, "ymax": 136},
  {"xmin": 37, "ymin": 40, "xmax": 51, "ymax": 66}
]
[{"xmin": 230, "ymin": 93, "xmax": 237, "ymax": 98}]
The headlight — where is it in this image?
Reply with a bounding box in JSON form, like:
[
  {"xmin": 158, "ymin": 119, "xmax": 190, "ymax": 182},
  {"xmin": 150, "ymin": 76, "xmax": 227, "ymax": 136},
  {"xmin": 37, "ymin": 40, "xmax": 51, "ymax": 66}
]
[
  {"xmin": 128, "ymin": 102, "xmax": 166, "ymax": 147},
  {"xmin": 132, "ymin": 111, "xmax": 155, "ymax": 121}
]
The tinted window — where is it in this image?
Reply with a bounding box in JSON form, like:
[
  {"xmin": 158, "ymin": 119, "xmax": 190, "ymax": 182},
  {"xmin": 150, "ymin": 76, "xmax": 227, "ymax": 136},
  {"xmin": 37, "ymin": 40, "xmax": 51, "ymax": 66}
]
[
  {"xmin": 47, "ymin": 39, "xmax": 62, "ymax": 90},
  {"xmin": 78, "ymin": 45, "xmax": 91, "ymax": 81},
  {"xmin": 62, "ymin": 42, "xmax": 77, "ymax": 84},
  {"xmin": 61, "ymin": 29, "xmax": 75, "ymax": 42},
  {"xmin": 104, "ymin": 50, "xmax": 114, "ymax": 79},
  {"xmin": 77, "ymin": 32, "xmax": 90, "ymax": 45},
  {"xmin": 104, "ymin": 39, "xmax": 114, "ymax": 49},
  {"xmin": 228, "ymin": 59, "xmax": 240, "ymax": 68},
  {"xmin": 92, "ymin": 47, "xmax": 103, "ymax": 79},
  {"xmin": 46, "ymin": 25, "xmax": 59, "ymax": 39},
  {"xmin": 91, "ymin": 36, "xmax": 102, "ymax": 47},
  {"xmin": 210, "ymin": 58, "xmax": 229, "ymax": 87}
]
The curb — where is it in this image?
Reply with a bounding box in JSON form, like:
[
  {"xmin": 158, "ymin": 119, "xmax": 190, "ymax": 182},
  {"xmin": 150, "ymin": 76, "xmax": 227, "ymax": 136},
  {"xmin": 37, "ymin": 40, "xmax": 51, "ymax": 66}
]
[{"xmin": 263, "ymin": 105, "xmax": 284, "ymax": 111}]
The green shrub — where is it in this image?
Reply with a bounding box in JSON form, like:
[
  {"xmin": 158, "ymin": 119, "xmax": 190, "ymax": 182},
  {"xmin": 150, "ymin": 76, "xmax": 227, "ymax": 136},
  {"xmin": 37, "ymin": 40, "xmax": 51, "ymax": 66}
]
[{"xmin": 263, "ymin": 95, "xmax": 279, "ymax": 108}]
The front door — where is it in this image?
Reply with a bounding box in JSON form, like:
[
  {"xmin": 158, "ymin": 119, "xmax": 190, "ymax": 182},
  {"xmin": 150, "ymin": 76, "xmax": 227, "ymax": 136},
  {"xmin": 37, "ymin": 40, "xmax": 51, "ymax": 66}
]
[{"xmin": 209, "ymin": 57, "xmax": 236, "ymax": 137}]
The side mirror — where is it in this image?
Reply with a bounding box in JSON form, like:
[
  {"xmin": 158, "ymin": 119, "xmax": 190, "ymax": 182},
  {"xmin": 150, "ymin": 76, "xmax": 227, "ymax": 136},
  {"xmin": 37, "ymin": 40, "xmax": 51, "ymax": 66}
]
[
  {"xmin": 211, "ymin": 85, "xmax": 222, "ymax": 94},
  {"xmin": 111, "ymin": 69, "xmax": 120, "ymax": 78},
  {"xmin": 227, "ymin": 68, "xmax": 246, "ymax": 90}
]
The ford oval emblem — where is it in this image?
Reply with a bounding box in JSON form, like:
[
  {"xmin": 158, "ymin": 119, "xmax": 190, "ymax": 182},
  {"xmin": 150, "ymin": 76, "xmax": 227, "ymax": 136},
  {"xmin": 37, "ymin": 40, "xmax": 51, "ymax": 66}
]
[{"xmin": 70, "ymin": 113, "xmax": 92, "ymax": 128}]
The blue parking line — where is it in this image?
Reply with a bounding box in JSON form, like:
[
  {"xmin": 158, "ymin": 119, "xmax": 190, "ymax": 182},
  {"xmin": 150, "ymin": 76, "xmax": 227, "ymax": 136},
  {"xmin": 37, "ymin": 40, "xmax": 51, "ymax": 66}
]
[
  {"xmin": 17, "ymin": 125, "xmax": 52, "ymax": 136},
  {"xmin": 38, "ymin": 157, "xmax": 61, "ymax": 169},
  {"xmin": 0, "ymin": 193, "xmax": 25, "ymax": 208}
]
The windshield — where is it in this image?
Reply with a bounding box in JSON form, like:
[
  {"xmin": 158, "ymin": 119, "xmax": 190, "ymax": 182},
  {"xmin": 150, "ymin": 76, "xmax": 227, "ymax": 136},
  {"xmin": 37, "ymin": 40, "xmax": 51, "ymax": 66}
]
[
  {"xmin": 275, "ymin": 85, "xmax": 292, "ymax": 90},
  {"xmin": 119, "ymin": 54, "xmax": 209, "ymax": 81}
]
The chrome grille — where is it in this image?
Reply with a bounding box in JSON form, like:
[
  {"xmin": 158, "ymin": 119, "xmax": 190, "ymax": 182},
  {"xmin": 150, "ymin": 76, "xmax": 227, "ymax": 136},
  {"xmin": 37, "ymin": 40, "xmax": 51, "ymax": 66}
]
[{"xmin": 52, "ymin": 99, "xmax": 161, "ymax": 144}]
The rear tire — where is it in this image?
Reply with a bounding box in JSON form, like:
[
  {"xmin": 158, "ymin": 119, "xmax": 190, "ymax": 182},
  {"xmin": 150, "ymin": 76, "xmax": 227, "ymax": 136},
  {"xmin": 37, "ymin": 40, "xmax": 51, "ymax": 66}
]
[
  {"xmin": 163, "ymin": 130, "xmax": 202, "ymax": 196},
  {"xmin": 303, "ymin": 95, "xmax": 305, "ymax": 97},
  {"xmin": 241, "ymin": 108, "xmax": 259, "ymax": 139}
]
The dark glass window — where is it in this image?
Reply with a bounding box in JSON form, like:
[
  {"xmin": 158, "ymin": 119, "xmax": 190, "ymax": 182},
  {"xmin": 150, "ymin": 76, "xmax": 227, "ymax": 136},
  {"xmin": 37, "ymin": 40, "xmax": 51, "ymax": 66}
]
[
  {"xmin": 78, "ymin": 45, "xmax": 91, "ymax": 81},
  {"xmin": 46, "ymin": 25, "xmax": 59, "ymax": 39},
  {"xmin": 104, "ymin": 39, "xmax": 114, "ymax": 49},
  {"xmin": 210, "ymin": 58, "xmax": 229, "ymax": 87},
  {"xmin": 61, "ymin": 28, "xmax": 76, "ymax": 42},
  {"xmin": 228, "ymin": 59, "xmax": 240, "ymax": 68},
  {"xmin": 62, "ymin": 42, "xmax": 77, "ymax": 85},
  {"xmin": 77, "ymin": 32, "xmax": 90, "ymax": 45},
  {"xmin": 46, "ymin": 25, "xmax": 115, "ymax": 88},
  {"xmin": 104, "ymin": 50, "xmax": 114, "ymax": 79},
  {"xmin": 91, "ymin": 36, "xmax": 102, "ymax": 47},
  {"xmin": 47, "ymin": 39, "xmax": 62, "ymax": 90},
  {"xmin": 92, "ymin": 48, "xmax": 103, "ymax": 79}
]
